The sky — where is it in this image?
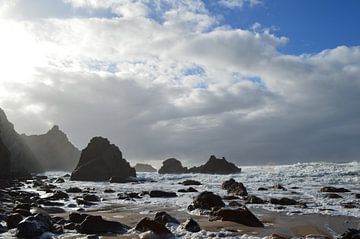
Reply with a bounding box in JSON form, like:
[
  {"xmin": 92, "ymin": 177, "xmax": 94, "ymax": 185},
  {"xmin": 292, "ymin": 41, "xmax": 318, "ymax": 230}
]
[{"xmin": 0, "ymin": 0, "xmax": 359, "ymax": 166}]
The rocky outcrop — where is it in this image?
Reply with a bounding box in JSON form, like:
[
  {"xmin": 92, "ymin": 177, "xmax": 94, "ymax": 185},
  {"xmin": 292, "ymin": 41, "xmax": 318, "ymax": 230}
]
[
  {"xmin": 134, "ymin": 163, "xmax": 157, "ymax": 172},
  {"xmin": 22, "ymin": 125, "xmax": 80, "ymax": 171},
  {"xmin": 158, "ymin": 158, "xmax": 188, "ymax": 174},
  {"xmin": 70, "ymin": 137, "xmax": 136, "ymax": 181},
  {"xmin": 0, "ymin": 108, "xmax": 41, "ymax": 173},
  {"xmin": 0, "ymin": 135, "xmax": 11, "ymax": 179},
  {"xmin": 189, "ymin": 155, "xmax": 241, "ymax": 174},
  {"xmin": 222, "ymin": 178, "xmax": 248, "ymax": 196}
]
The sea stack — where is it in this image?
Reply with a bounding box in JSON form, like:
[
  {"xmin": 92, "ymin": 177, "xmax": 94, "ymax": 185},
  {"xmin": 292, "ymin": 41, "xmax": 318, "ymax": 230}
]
[
  {"xmin": 134, "ymin": 163, "xmax": 157, "ymax": 172},
  {"xmin": 158, "ymin": 158, "xmax": 188, "ymax": 174},
  {"xmin": 22, "ymin": 125, "xmax": 80, "ymax": 171},
  {"xmin": 0, "ymin": 134, "xmax": 11, "ymax": 179},
  {"xmin": 189, "ymin": 155, "xmax": 241, "ymax": 174},
  {"xmin": 71, "ymin": 137, "xmax": 136, "ymax": 181}
]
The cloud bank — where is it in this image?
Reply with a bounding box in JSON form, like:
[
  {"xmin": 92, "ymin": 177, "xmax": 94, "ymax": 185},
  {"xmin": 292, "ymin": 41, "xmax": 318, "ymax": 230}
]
[{"xmin": 0, "ymin": 0, "xmax": 359, "ymax": 166}]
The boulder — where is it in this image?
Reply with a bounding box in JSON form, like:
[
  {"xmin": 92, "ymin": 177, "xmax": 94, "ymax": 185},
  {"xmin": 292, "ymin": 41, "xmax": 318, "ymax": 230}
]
[
  {"xmin": 149, "ymin": 190, "xmax": 177, "ymax": 198},
  {"xmin": 324, "ymin": 193, "xmax": 343, "ymax": 199},
  {"xmin": 66, "ymin": 187, "xmax": 83, "ymax": 193},
  {"xmin": 221, "ymin": 178, "xmax": 247, "ymax": 196},
  {"xmin": 45, "ymin": 191, "xmax": 69, "ymax": 201},
  {"xmin": 181, "ymin": 218, "xmax": 201, "ymax": 232},
  {"xmin": 191, "ymin": 191, "xmax": 225, "ymax": 210},
  {"xmin": 188, "ymin": 155, "xmax": 241, "ymax": 174},
  {"xmin": 270, "ymin": 198, "xmax": 298, "ymax": 205},
  {"xmin": 21, "ymin": 125, "xmax": 81, "ymax": 171},
  {"xmin": 154, "ymin": 212, "xmax": 179, "ymax": 225},
  {"xmin": 178, "ymin": 187, "xmax": 198, "ymax": 193},
  {"xmin": 246, "ymin": 195, "xmax": 265, "ymax": 204},
  {"xmin": 71, "ymin": 137, "xmax": 136, "ymax": 181},
  {"xmin": 158, "ymin": 158, "xmax": 188, "ymax": 174},
  {"xmin": 0, "ymin": 135, "xmax": 11, "ymax": 179},
  {"xmin": 135, "ymin": 217, "xmax": 174, "ymax": 238},
  {"xmin": 179, "ymin": 180, "xmax": 201, "ymax": 186},
  {"xmin": 134, "ymin": 163, "xmax": 157, "ymax": 172},
  {"xmin": 209, "ymin": 207, "xmax": 264, "ymax": 227},
  {"xmin": 69, "ymin": 212, "xmax": 88, "ymax": 224},
  {"xmin": 83, "ymin": 194, "xmax": 100, "ymax": 202},
  {"xmin": 16, "ymin": 213, "xmax": 52, "ymax": 238},
  {"xmin": 320, "ymin": 187, "xmax": 350, "ymax": 193},
  {"xmin": 6, "ymin": 213, "xmax": 23, "ymax": 229},
  {"xmin": 77, "ymin": 215, "xmax": 128, "ymax": 234}
]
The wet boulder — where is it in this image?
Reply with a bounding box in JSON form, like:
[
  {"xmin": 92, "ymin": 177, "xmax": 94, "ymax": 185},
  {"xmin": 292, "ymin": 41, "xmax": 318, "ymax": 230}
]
[
  {"xmin": 270, "ymin": 197, "xmax": 298, "ymax": 205},
  {"xmin": 77, "ymin": 215, "xmax": 129, "ymax": 234},
  {"xmin": 69, "ymin": 212, "xmax": 88, "ymax": 224},
  {"xmin": 16, "ymin": 213, "xmax": 52, "ymax": 238},
  {"xmin": 6, "ymin": 213, "xmax": 23, "ymax": 229},
  {"xmin": 246, "ymin": 195, "xmax": 265, "ymax": 204},
  {"xmin": 209, "ymin": 207, "xmax": 264, "ymax": 227},
  {"xmin": 154, "ymin": 212, "xmax": 179, "ymax": 225},
  {"xmin": 178, "ymin": 187, "xmax": 198, "ymax": 193},
  {"xmin": 149, "ymin": 190, "xmax": 177, "ymax": 198},
  {"xmin": 158, "ymin": 158, "xmax": 188, "ymax": 174},
  {"xmin": 181, "ymin": 218, "xmax": 201, "ymax": 232},
  {"xmin": 221, "ymin": 178, "xmax": 248, "ymax": 196},
  {"xmin": 135, "ymin": 217, "xmax": 174, "ymax": 238},
  {"xmin": 66, "ymin": 187, "xmax": 83, "ymax": 193},
  {"xmin": 191, "ymin": 191, "xmax": 225, "ymax": 210},
  {"xmin": 180, "ymin": 180, "xmax": 201, "ymax": 186}
]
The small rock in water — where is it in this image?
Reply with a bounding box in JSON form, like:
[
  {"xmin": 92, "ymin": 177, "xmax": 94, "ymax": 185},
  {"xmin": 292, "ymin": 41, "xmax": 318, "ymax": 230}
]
[
  {"xmin": 270, "ymin": 198, "xmax": 298, "ymax": 205},
  {"xmin": 320, "ymin": 186, "xmax": 350, "ymax": 193},
  {"xmin": 149, "ymin": 190, "xmax": 177, "ymax": 198},
  {"xmin": 69, "ymin": 212, "xmax": 89, "ymax": 224},
  {"xmin": 46, "ymin": 191, "xmax": 69, "ymax": 201},
  {"xmin": 54, "ymin": 178, "xmax": 65, "ymax": 183},
  {"xmin": 154, "ymin": 212, "xmax": 179, "ymax": 225},
  {"xmin": 209, "ymin": 206, "xmax": 264, "ymax": 227},
  {"xmin": 258, "ymin": 187, "xmax": 268, "ymax": 191},
  {"xmin": 104, "ymin": 188, "xmax": 115, "ymax": 193},
  {"xmin": 135, "ymin": 217, "xmax": 174, "ymax": 238},
  {"xmin": 246, "ymin": 195, "xmax": 265, "ymax": 204},
  {"xmin": 221, "ymin": 179, "xmax": 248, "ymax": 196},
  {"xmin": 178, "ymin": 187, "xmax": 198, "ymax": 193},
  {"xmin": 324, "ymin": 193, "xmax": 343, "ymax": 199},
  {"xmin": 179, "ymin": 180, "xmax": 201, "ymax": 186},
  {"xmin": 181, "ymin": 218, "xmax": 201, "ymax": 232},
  {"xmin": 66, "ymin": 187, "xmax": 83, "ymax": 193},
  {"xmin": 83, "ymin": 194, "xmax": 100, "ymax": 202},
  {"xmin": 191, "ymin": 191, "xmax": 225, "ymax": 210}
]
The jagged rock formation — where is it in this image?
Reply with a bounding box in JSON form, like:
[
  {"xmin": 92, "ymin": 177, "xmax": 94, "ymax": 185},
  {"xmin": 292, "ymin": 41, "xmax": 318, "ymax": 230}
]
[
  {"xmin": 0, "ymin": 134, "xmax": 11, "ymax": 179},
  {"xmin": 0, "ymin": 108, "xmax": 41, "ymax": 173},
  {"xmin": 71, "ymin": 137, "xmax": 136, "ymax": 181},
  {"xmin": 22, "ymin": 125, "xmax": 80, "ymax": 171},
  {"xmin": 134, "ymin": 163, "xmax": 157, "ymax": 172},
  {"xmin": 189, "ymin": 155, "xmax": 241, "ymax": 174},
  {"xmin": 158, "ymin": 158, "xmax": 188, "ymax": 174}
]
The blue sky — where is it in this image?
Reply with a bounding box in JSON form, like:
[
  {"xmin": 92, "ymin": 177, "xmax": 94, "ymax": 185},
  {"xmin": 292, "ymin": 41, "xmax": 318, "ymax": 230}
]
[{"xmin": 206, "ymin": 0, "xmax": 360, "ymax": 55}]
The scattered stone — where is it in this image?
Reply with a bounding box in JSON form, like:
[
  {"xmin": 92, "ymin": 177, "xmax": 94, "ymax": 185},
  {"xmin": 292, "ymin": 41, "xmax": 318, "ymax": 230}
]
[
  {"xmin": 83, "ymin": 194, "xmax": 100, "ymax": 202},
  {"xmin": 16, "ymin": 213, "xmax": 52, "ymax": 238},
  {"xmin": 149, "ymin": 190, "xmax": 177, "ymax": 198},
  {"xmin": 104, "ymin": 189, "xmax": 115, "ymax": 193},
  {"xmin": 209, "ymin": 206, "xmax": 264, "ymax": 227},
  {"xmin": 54, "ymin": 178, "xmax": 65, "ymax": 183},
  {"xmin": 324, "ymin": 193, "xmax": 343, "ymax": 199},
  {"xmin": 77, "ymin": 215, "xmax": 128, "ymax": 234},
  {"xmin": 46, "ymin": 191, "xmax": 69, "ymax": 201},
  {"xmin": 246, "ymin": 195, "xmax": 265, "ymax": 204},
  {"xmin": 64, "ymin": 222, "xmax": 75, "ymax": 230},
  {"xmin": 272, "ymin": 184, "xmax": 287, "ymax": 191},
  {"xmin": 181, "ymin": 218, "xmax": 201, "ymax": 232},
  {"xmin": 320, "ymin": 187, "xmax": 350, "ymax": 193},
  {"xmin": 178, "ymin": 187, "xmax": 198, "ymax": 193},
  {"xmin": 66, "ymin": 187, "xmax": 83, "ymax": 193},
  {"xmin": 135, "ymin": 217, "xmax": 174, "ymax": 238},
  {"xmin": 158, "ymin": 158, "xmax": 188, "ymax": 174},
  {"xmin": 191, "ymin": 191, "xmax": 225, "ymax": 210},
  {"xmin": 118, "ymin": 192, "xmax": 142, "ymax": 200},
  {"xmin": 270, "ymin": 198, "xmax": 298, "ymax": 205},
  {"xmin": 180, "ymin": 180, "xmax": 201, "ymax": 186},
  {"xmin": 154, "ymin": 212, "xmax": 179, "ymax": 225},
  {"xmin": 258, "ymin": 187, "xmax": 268, "ymax": 191}
]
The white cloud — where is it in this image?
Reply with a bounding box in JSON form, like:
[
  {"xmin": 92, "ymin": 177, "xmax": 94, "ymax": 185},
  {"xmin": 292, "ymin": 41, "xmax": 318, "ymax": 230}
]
[
  {"xmin": 218, "ymin": 0, "xmax": 262, "ymax": 9},
  {"xmin": 0, "ymin": 0, "xmax": 359, "ymax": 165}
]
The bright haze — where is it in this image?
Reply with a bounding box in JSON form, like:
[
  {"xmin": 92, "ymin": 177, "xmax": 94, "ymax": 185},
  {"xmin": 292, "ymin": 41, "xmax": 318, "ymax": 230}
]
[{"xmin": 0, "ymin": 0, "xmax": 359, "ymax": 166}]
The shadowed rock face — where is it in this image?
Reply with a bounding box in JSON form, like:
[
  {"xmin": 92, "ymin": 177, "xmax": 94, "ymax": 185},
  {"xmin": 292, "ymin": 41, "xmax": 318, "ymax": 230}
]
[
  {"xmin": 189, "ymin": 155, "xmax": 241, "ymax": 174},
  {"xmin": 158, "ymin": 158, "xmax": 188, "ymax": 174},
  {"xmin": 0, "ymin": 108, "xmax": 41, "ymax": 173},
  {"xmin": 134, "ymin": 163, "xmax": 157, "ymax": 172},
  {"xmin": 0, "ymin": 134, "xmax": 11, "ymax": 179},
  {"xmin": 22, "ymin": 125, "xmax": 80, "ymax": 171},
  {"xmin": 71, "ymin": 137, "xmax": 136, "ymax": 181}
]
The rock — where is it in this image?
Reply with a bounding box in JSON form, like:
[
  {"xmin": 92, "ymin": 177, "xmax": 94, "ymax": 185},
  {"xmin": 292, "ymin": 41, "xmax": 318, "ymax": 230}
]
[
  {"xmin": 0, "ymin": 135, "xmax": 11, "ymax": 179},
  {"xmin": 246, "ymin": 195, "xmax": 265, "ymax": 204},
  {"xmin": 46, "ymin": 191, "xmax": 69, "ymax": 200},
  {"xmin": 54, "ymin": 178, "xmax": 65, "ymax": 183},
  {"xmin": 135, "ymin": 217, "xmax": 174, "ymax": 238},
  {"xmin": 64, "ymin": 222, "xmax": 75, "ymax": 230},
  {"xmin": 188, "ymin": 155, "xmax": 241, "ymax": 174},
  {"xmin": 69, "ymin": 212, "xmax": 88, "ymax": 224},
  {"xmin": 180, "ymin": 180, "xmax": 201, "ymax": 186},
  {"xmin": 355, "ymin": 194, "xmax": 360, "ymax": 199},
  {"xmin": 118, "ymin": 192, "xmax": 142, "ymax": 200},
  {"xmin": 149, "ymin": 190, "xmax": 177, "ymax": 198},
  {"xmin": 78, "ymin": 215, "xmax": 128, "ymax": 234},
  {"xmin": 324, "ymin": 193, "xmax": 343, "ymax": 199},
  {"xmin": 258, "ymin": 187, "xmax": 268, "ymax": 191},
  {"xmin": 221, "ymin": 178, "xmax": 247, "ymax": 196},
  {"xmin": 270, "ymin": 198, "xmax": 298, "ymax": 205},
  {"xmin": 76, "ymin": 199, "xmax": 96, "ymax": 206},
  {"xmin": 158, "ymin": 158, "xmax": 188, "ymax": 174},
  {"xmin": 83, "ymin": 194, "xmax": 100, "ymax": 202},
  {"xmin": 104, "ymin": 189, "xmax": 115, "ymax": 193},
  {"xmin": 228, "ymin": 201, "xmax": 243, "ymax": 207},
  {"xmin": 134, "ymin": 163, "xmax": 157, "ymax": 172},
  {"xmin": 181, "ymin": 218, "xmax": 201, "ymax": 232},
  {"xmin": 6, "ymin": 213, "xmax": 23, "ymax": 229},
  {"xmin": 340, "ymin": 228, "xmax": 360, "ymax": 239},
  {"xmin": 320, "ymin": 187, "xmax": 350, "ymax": 193},
  {"xmin": 22, "ymin": 125, "xmax": 81, "ymax": 171},
  {"xmin": 71, "ymin": 137, "xmax": 136, "ymax": 181},
  {"xmin": 154, "ymin": 212, "xmax": 179, "ymax": 225},
  {"xmin": 109, "ymin": 176, "xmax": 137, "ymax": 183},
  {"xmin": 16, "ymin": 213, "xmax": 52, "ymax": 238},
  {"xmin": 66, "ymin": 187, "xmax": 83, "ymax": 193},
  {"xmin": 209, "ymin": 207, "xmax": 264, "ymax": 227},
  {"xmin": 42, "ymin": 207, "xmax": 66, "ymax": 214},
  {"xmin": 192, "ymin": 191, "xmax": 225, "ymax": 210},
  {"xmin": 178, "ymin": 187, "xmax": 198, "ymax": 193},
  {"xmin": 223, "ymin": 195, "xmax": 240, "ymax": 200},
  {"xmin": 272, "ymin": 184, "xmax": 287, "ymax": 190}
]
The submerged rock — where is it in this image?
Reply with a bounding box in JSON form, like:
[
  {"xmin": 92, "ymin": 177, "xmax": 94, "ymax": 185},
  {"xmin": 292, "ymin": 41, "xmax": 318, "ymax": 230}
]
[
  {"xmin": 320, "ymin": 186, "xmax": 351, "ymax": 193},
  {"xmin": 189, "ymin": 155, "xmax": 241, "ymax": 174},
  {"xmin": 71, "ymin": 137, "xmax": 136, "ymax": 181},
  {"xmin": 158, "ymin": 158, "xmax": 188, "ymax": 174},
  {"xmin": 134, "ymin": 163, "xmax": 157, "ymax": 172},
  {"xmin": 209, "ymin": 207, "xmax": 264, "ymax": 227}
]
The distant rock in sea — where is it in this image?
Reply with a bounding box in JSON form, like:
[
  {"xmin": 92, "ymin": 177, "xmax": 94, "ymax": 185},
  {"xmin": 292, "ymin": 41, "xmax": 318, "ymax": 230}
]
[
  {"xmin": 0, "ymin": 108, "xmax": 41, "ymax": 173},
  {"xmin": 71, "ymin": 136, "xmax": 136, "ymax": 181},
  {"xmin": 189, "ymin": 155, "xmax": 241, "ymax": 174},
  {"xmin": 0, "ymin": 134, "xmax": 11, "ymax": 179},
  {"xmin": 22, "ymin": 125, "xmax": 80, "ymax": 171},
  {"xmin": 158, "ymin": 158, "xmax": 188, "ymax": 174},
  {"xmin": 134, "ymin": 163, "xmax": 157, "ymax": 172}
]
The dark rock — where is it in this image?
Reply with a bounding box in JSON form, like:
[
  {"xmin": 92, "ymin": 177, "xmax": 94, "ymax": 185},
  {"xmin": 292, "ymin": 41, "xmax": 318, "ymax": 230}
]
[
  {"xmin": 0, "ymin": 135, "xmax": 11, "ymax": 179},
  {"xmin": 178, "ymin": 187, "xmax": 198, "ymax": 193},
  {"xmin": 324, "ymin": 193, "xmax": 343, "ymax": 199},
  {"xmin": 320, "ymin": 186, "xmax": 351, "ymax": 193},
  {"xmin": 135, "ymin": 217, "xmax": 174, "ymax": 238},
  {"xmin": 270, "ymin": 198, "xmax": 298, "ymax": 205},
  {"xmin": 209, "ymin": 207, "xmax": 264, "ymax": 227},
  {"xmin": 71, "ymin": 137, "xmax": 136, "ymax": 181},
  {"xmin": 258, "ymin": 187, "xmax": 268, "ymax": 191},
  {"xmin": 6, "ymin": 213, "xmax": 23, "ymax": 229},
  {"xmin": 104, "ymin": 189, "xmax": 115, "ymax": 193},
  {"xmin": 150, "ymin": 190, "xmax": 177, "ymax": 198},
  {"xmin": 109, "ymin": 176, "xmax": 137, "ymax": 183},
  {"xmin": 77, "ymin": 215, "xmax": 128, "ymax": 234},
  {"xmin": 228, "ymin": 201, "xmax": 243, "ymax": 207},
  {"xmin": 158, "ymin": 158, "xmax": 187, "ymax": 174},
  {"xmin": 154, "ymin": 212, "xmax": 179, "ymax": 225},
  {"xmin": 246, "ymin": 195, "xmax": 265, "ymax": 204},
  {"xmin": 180, "ymin": 180, "xmax": 201, "ymax": 186},
  {"xmin": 341, "ymin": 203, "xmax": 359, "ymax": 209},
  {"xmin": 221, "ymin": 178, "xmax": 247, "ymax": 196},
  {"xmin": 52, "ymin": 224, "xmax": 64, "ymax": 234},
  {"xmin": 134, "ymin": 163, "xmax": 157, "ymax": 172},
  {"xmin": 69, "ymin": 212, "xmax": 88, "ymax": 224},
  {"xmin": 272, "ymin": 184, "xmax": 287, "ymax": 191},
  {"xmin": 64, "ymin": 222, "xmax": 75, "ymax": 230},
  {"xmin": 42, "ymin": 207, "xmax": 66, "ymax": 214},
  {"xmin": 66, "ymin": 187, "xmax": 83, "ymax": 193},
  {"xmin": 16, "ymin": 213, "xmax": 52, "ymax": 238},
  {"xmin": 13, "ymin": 203, "xmax": 31, "ymax": 211},
  {"xmin": 181, "ymin": 218, "xmax": 201, "ymax": 232},
  {"xmin": 54, "ymin": 178, "xmax": 65, "ymax": 183},
  {"xmin": 118, "ymin": 192, "xmax": 142, "ymax": 200},
  {"xmin": 46, "ymin": 191, "xmax": 69, "ymax": 201},
  {"xmin": 76, "ymin": 199, "xmax": 96, "ymax": 206},
  {"xmin": 340, "ymin": 228, "xmax": 360, "ymax": 239},
  {"xmin": 192, "ymin": 191, "xmax": 225, "ymax": 210},
  {"xmin": 83, "ymin": 194, "xmax": 100, "ymax": 202},
  {"xmin": 13, "ymin": 209, "xmax": 32, "ymax": 217},
  {"xmin": 188, "ymin": 155, "xmax": 241, "ymax": 174},
  {"xmin": 222, "ymin": 195, "xmax": 240, "ymax": 200},
  {"xmin": 355, "ymin": 194, "xmax": 360, "ymax": 199}
]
